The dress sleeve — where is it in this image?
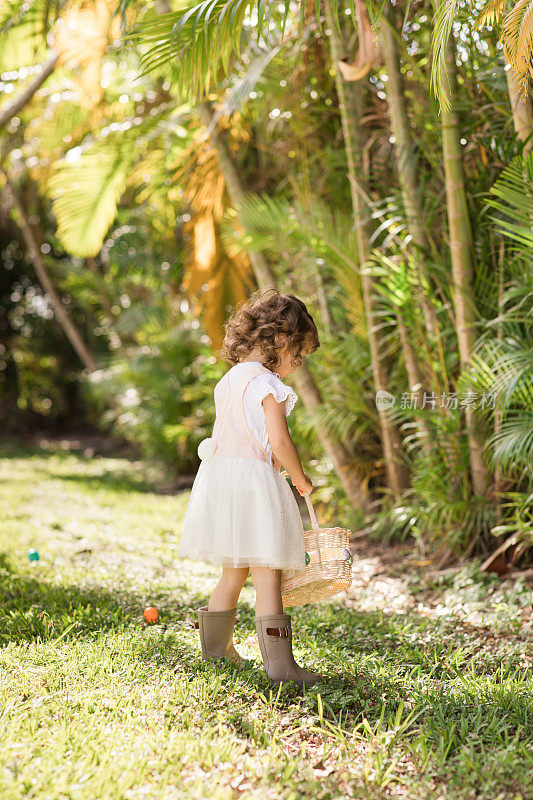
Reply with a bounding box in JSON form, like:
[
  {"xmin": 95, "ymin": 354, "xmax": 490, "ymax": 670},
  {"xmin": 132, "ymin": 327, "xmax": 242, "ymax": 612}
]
[{"xmin": 248, "ymin": 373, "xmax": 298, "ymax": 417}]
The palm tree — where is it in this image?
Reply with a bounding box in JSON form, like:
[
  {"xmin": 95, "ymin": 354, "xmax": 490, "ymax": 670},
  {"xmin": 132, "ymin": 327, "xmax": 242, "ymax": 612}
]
[
  {"xmin": 0, "ymin": 0, "xmax": 126, "ymax": 371},
  {"xmin": 379, "ymin": 15, "xmax": 440, "ymax": 338},
  {"xmin": 2, "ymin": 175, "xmax": 97, "ymax": 371},
  {"xmin": 439, "ymin": 33, "xmax": 489, "ymax": 496},
  {"xmin": 323, "ymin": 0, "xmax": 409, "ymax": 494}
]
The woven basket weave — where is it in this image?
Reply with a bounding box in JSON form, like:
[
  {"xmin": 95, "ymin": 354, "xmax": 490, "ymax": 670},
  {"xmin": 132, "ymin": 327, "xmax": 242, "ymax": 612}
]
[{"xmin": 281, "ymin": 484, "xmax": 353, "ymax": 608}]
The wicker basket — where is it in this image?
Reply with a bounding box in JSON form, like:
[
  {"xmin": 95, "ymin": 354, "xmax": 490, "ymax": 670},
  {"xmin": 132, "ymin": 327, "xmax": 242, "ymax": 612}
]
[{"xmin": 281, "ymin": 489, "xmax": 353, "ymax": 607}]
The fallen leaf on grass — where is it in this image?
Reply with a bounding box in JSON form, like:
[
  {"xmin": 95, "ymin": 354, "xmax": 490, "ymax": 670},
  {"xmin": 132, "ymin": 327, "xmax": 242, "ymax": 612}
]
[{"xmin": 312, "ymin": 758, "xmax": 337, "ymax": 777}]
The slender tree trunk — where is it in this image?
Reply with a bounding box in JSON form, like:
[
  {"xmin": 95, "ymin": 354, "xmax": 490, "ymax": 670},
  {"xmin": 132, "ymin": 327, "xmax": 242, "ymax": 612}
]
[
  {"xmin": 196, "ymin": 102, "xmax": 369, "ymax": 511},
  {"xmin": 4, "ymin": 176, "xmax": 97, "ymax": 371},
  {"xmin": 493, "ymin": 236, "xmax": 505, "ymax": 523},
  {"xmin": 505, "ymin": 64, "xmax": 533, "ymax": 153},
  {"xmin": 380, "ymin": 19, "xmax": 440, "ymax": 338},
  {"xmin": 0, "ymin": 53, "xmax": 59, "ymax": 131},
  {"xmin": 396, "ymin": 315, "xmax": 433, "ymax": 453},
  {"xmin": 314, "ymin": 269, "xmax": 336, "ymax": 335},
  {"xmin": 324, "ymin": 0, "xmax": 409, "ymax": 494},
  {"xmin": 440, "ymin": 39, "xmax": 487, "ymax": 495},
  {"xmin": 380, "ymin": 18, "xmax": 466, "ymax": 474}
]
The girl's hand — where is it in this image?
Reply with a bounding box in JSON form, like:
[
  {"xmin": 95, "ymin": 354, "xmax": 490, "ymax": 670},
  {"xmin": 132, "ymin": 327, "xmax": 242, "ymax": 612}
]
[{"xmin": 293, "ymin": 473, "xmax": 313, "ymax": 496}]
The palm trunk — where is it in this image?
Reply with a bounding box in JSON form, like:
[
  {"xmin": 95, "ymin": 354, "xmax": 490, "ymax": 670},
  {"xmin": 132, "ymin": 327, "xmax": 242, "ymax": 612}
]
[
  {"xmin": 196, "ymin": 102, "xmax": 369, "ymax": 511},
  {"xmin": 380, "ymin": 18, "xmax": 466, "ymax": 473},
  {"xmin": 0, "ymin": 53, "xmax": 58, "ymax": 131},
  {"xmin": 4, "ymin": 176, "xmax": 97, "ymax": 372},
  {"xmin": 380, "ymin": 19, "xmax": 440, "ymax": 339},
  {"xmin": 324, "ymin": 0, "xmax": 409, "ymax": 494},
  {"xmin": 441, "ymin": 39, "xmax": 487, "ymax": 495},
  {"xmin": 493, "ymin": 237, "xmax": 505, "ymax": 523},
  {"xmin": 505, "ymin": 64, "xmax": 533, "ymax": 153},
  {"xmin": 396, "ymin": 316, "xmax": 433, "ymax": 453},
  {"xmin": 314, "ymin": 270, "xmax": 336, "ymax": 335}
]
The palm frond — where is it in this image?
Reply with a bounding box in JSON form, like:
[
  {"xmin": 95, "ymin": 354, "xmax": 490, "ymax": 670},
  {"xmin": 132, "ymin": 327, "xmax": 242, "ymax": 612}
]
[
  {"xmin": 366, "ymin": 251, "xmax": 417, "ymax": 314},
  {"xmin": 126, "ymin": 0, "xmax": 356, "ymax": 99},
  {"xmin": 47, "ymin": 102, "xmax": 181, "ymax": 258},
  {"xmin": 0, "ymin": 0, "xmax": 58, "ymax": 69},
  {"xmin": 220, "ymin": 190, "xmax": 367, "ymax": 336},
  {"xmin": 207, "ymin": 43, "xmax": 281, "ymax": 124},
  {"xmin": 48, "ymin": 141, "xmax": 134, "ymax": 257},
  {"xmin": 486, "ymin": 412, "xmax": 533, "ymax": 473},
  {"xmin": 127, "ymin": 0, "xmax": 284, "ymax": 98},
  {"xmin": 487, "ymin": 152, "xmax": 533, "ymax": 249},
  {"xmin": 475, "ymin": 0, "xmax": 510, "ymax": 27},
  {"xmin": 430, "ymin": 0, "xmax": 458, "ymax": 109},
  {"xmin": 502, "ymin": 0, "xmax": 533, "ymax": 96}
]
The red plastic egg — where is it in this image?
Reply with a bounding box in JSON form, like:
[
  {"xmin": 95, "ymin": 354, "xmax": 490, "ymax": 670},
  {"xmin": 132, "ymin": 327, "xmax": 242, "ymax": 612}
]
[{"xmin": 143, "ymin": 607, "xmax": 158, "ymax": 624}]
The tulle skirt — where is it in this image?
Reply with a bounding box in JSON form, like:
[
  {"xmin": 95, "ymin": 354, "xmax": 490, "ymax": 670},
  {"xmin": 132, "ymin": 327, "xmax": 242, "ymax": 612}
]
[{"xmin": 177, "ymin": 454, "xmax": 306, "ymax": 571}]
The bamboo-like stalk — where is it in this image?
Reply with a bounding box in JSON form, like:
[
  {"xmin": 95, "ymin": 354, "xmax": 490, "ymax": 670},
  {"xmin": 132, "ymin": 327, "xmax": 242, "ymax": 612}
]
[
  {"xmin": 4, "ymin": 176, "xmax": 97, "ymax": 372},
  {"xmin": 505, "ymin": 63, "xmax": 533, "ymax": 153},
  {"xmin": 380, "ymin": 18, "xmax": 440, "ymax": 339},
  {"xmin": 380, "ymin": 16, "xmax": 467, "ymax": 477},
  {"xmin": 440, "ymin": 37, "xmax": 488, "ymax": 496},
  {"xmin": 196, "ymin": 102, "xmax": 370, "ymax": 511},
  {"xmin": 396, "ymin": 316, "xmax": 433, "ymax": 454},
  {"xmin": 324, "ymin": 0, "xmax": 409, "ymax": 494}
]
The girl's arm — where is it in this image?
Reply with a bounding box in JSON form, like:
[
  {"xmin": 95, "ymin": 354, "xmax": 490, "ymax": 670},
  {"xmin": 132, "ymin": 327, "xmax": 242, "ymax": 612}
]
[{"xmin": 263, "ymin": 394, "xmax": 313, "ymax": 496}]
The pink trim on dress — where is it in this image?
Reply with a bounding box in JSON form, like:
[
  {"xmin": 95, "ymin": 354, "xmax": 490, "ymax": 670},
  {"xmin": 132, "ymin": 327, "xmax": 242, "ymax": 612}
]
[{"xmin": 212, "ymin": 363, "xmax": 276, "ymax": 466}]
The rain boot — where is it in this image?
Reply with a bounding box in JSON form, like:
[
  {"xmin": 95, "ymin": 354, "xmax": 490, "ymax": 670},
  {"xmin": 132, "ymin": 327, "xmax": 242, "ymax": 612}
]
[
  {"xmin": 196, "ymin": 606, "xmax": 247, "ymax": 665},
  {"xmin": 255, "ymin": 613, "xmax": 322, "ymax": 686}
]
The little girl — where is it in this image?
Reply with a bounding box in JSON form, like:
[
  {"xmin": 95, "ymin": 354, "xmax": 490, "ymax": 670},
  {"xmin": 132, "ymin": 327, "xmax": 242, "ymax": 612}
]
[{"xmin": 177, "ymin": 289, "xmax": 322, "ymax": 686}]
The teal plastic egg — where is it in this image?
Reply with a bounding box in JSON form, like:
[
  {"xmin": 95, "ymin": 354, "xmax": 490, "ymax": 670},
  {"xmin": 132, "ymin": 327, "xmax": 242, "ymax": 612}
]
[
  {"xmin": 305, "ymin": 551, "xmax": 310, "ymax": 565},
  {"xmin": 27, "ymin": 548, "xmax": 40, "ymax": 562}
]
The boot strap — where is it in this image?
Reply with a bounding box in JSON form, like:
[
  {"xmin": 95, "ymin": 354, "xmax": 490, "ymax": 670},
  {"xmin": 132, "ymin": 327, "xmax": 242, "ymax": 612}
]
[{"xmin": 266, "ymin": 626, "xmax": 290, "ymax": 638}]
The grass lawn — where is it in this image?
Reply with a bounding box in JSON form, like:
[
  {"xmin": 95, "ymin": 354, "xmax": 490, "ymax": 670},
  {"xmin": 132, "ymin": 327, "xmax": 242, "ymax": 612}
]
[{"xmin": 1, "ymin": 441, "xmax": 532, "ymax": 800}]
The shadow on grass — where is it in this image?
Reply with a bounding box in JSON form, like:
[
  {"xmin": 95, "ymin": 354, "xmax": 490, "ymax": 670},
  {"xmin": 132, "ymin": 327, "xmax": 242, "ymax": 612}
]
[
  {"xmin": 0, "ymin": 551, "xmax": 202, "ymax": 646},
  {"xmin": 29, "ymin": 469, "xmax": 163, "ymax": 496},
  {"xmin": 2, "ymin": 550, "xmax": 531, "ymax": 744},
  {"xmin": 0, "ymin": 444, "xmax": 167, "ymax": 496}
]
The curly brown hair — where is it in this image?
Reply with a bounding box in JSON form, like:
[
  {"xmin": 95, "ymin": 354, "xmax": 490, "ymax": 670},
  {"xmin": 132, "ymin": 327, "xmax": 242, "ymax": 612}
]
[{"xmin": 220, "ymin": 289, "xmax": 320, "ymax": 370}]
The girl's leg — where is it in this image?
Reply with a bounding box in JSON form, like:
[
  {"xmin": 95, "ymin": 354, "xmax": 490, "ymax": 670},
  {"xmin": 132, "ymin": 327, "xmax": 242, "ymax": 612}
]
[
  {"xmin": 208, "ymin": 566, "xmax": 250, "ymax": 611},
  {"xmin": 249, "ymin": 566, "xmax": 283, "ymax": 616},
  {"xmin": 251, "ymin": 566, "xmax": 321, "ymax": 685}
]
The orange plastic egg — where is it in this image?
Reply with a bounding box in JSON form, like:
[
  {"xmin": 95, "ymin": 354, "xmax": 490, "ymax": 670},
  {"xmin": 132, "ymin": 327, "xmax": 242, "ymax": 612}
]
[{"xmin": 143, "ymin": 607, "xmax": 158, "ymax": 624}]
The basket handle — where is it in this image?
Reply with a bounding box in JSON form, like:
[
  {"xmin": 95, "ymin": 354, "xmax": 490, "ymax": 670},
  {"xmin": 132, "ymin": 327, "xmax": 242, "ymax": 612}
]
[
  {"xmin": 279, "ymin": 470, "xmax": 319, "ymax": 531},
  {"xmin": 303, "ymin": 493, "xmax": 319, "ymax": 532}
]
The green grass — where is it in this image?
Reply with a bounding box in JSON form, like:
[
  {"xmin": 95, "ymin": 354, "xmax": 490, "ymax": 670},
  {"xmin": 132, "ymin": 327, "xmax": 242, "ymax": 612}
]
[{"xmin": 1, "ymin": 442, "xmax": 532, "ymax": 800}]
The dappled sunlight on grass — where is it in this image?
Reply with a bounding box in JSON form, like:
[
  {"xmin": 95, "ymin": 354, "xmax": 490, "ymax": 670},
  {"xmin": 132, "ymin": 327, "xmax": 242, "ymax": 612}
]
[{"xmin": 1, "ymin": 444, "xmax": 531, "ymax": 799}]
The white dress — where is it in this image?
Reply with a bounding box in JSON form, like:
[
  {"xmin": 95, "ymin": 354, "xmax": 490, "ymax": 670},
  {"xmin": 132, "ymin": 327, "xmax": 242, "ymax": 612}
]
[
  {"xmin": 235, "ymin": 361, "xmax": 298, "ymax": 456},
  {"xmin": 177, "ymin": 362, "xmax": 306, "ymax": 571}
]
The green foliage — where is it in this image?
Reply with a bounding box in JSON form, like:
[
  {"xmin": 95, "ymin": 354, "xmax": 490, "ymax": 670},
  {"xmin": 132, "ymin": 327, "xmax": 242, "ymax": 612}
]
[
  {"xmin": 127, "ymin": 0, "xmax": 363, "ymax": 100},
  {"xmin": 48, "ymin": 141, "xmax": 135, "ymax": 257},
  {"xmin": 128, "ymin": 0, "xmax": 294, "ymax": 98},
  {"xmin": 221, "ymin": 191, "xmax": 365, "ymax": 334},
  {"xmin": 84, "ymin": 309, "xmax": 225, "ymax": 471},
  {"xmin": 487, "ymin": 152, "xmax": 533, "ymax": 249},
  {"xmin": 429, "ymin": 0, "xmax": 458, "ymax": 109},
  {"xmin": 0, "ymin": 0, "xmax": 56, "ymax": 68}
]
